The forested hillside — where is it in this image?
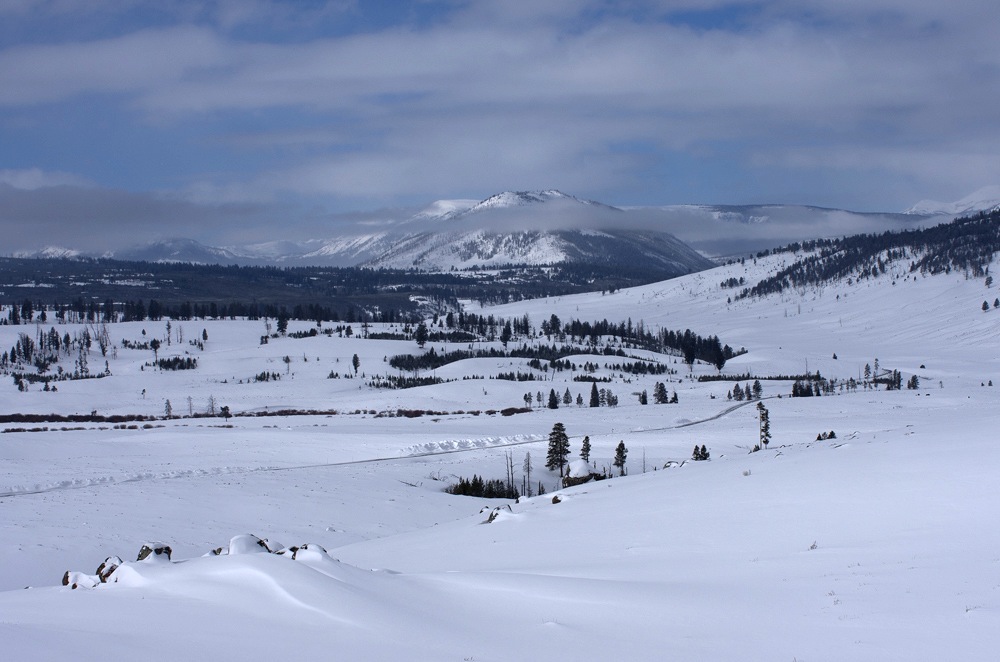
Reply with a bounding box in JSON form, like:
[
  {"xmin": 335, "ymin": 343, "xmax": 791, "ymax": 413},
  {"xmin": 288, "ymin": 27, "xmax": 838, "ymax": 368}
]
[{"xmin": 737, "ymin": 208, "xmax": 999, "ymax": 300}]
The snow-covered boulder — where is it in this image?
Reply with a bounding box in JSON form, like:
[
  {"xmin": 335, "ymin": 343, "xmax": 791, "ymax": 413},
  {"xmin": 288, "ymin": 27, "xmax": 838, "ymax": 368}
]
[
  {"xmin": 96, "ymin": 556, "xmax": 123, "ymax": 583},
  {"xmin": 136, "ymin": 542, "xmax": 172, "ymax": 563},
  {"xmin": 562, "ymin": 459, "xmax": 604, "ymax": 487},
  {"xmin": 276, "ymin": 543, "xmax": 329, "ymax": 562},
  {"xmin": 62, "ymin": 570, "xmax": 99, "ymax": 589},
  {"xmin": 485, "ymin": 505, "xmax": 513, "ymax": 523},
  {"xmin": 228, "ymin": 534, "xmax": 282, "ymax": 555}
]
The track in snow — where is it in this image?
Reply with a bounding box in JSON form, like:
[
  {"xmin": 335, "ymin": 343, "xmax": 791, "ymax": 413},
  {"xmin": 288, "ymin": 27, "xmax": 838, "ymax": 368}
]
[{"xmin": 0, "ymin": 399, "xmax": 758, "ymax": 499}]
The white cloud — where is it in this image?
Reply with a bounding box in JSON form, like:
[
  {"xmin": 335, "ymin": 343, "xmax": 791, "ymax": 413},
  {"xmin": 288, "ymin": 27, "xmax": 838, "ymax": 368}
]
[
  {"xmin": 0, "ymin": 0, "xmax": 997, "ymax": 211},
  {"xmin": 0, "ymin": 167, "xmax": 92, "ymax": 189}
]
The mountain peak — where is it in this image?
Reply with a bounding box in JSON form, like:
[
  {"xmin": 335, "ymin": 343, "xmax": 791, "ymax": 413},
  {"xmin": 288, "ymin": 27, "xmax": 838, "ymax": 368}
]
[
  {"xmin": 14, "ymin": 245, "xmax": 80, "ymax": 259},
  {"xmin": 465, "ymin": 190, "xmax": 565, "ymax": 214},
  {"xmin": 905, "ymin": 185, "xmax": 1000, "ymax": 216}
]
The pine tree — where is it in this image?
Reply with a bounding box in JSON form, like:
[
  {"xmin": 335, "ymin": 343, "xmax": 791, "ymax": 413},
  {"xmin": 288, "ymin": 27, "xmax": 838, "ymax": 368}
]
[
  {"xmin": 576, "ymin": 393, "xmax": 584, "ymax": 407},
  {"xmin": 589, "ymin": 382, "xmax": 600, "ymax": 407},
  {"xmin": 414, "ymin": 322, "xmax": 429, "ymax": 348},
  {"xmin": 562, "ymin": 388, "xmax": 572, "ymax": 406},
  {"xmin": 548, "ymin": 389, "xmax": 559, "ymax": 409},
  {"xmin": 653, "ymin": 381, "xmax": 668, "ymax": 404},
  {"xmin": 352, "ymin": 353, "xmax": 360, "ymax": 375},
  {"xmin": 164, "ymin": 399, "xmax": 172, "ymax": 418},
  {"xmin": 757, "ymin": 401, "xmax": 771, "ymax": 448},
  {"xmin": 546, "ymin": 423, "xmax": 571, "ymax": 477},
  {"xmin": 580, "ymin": 436, "xmax": 591, "ymax": 462},
  {"xmin": 639, "ymin": 389, "xmax": 648, "ymax": 405},
  {"xmin": 752, "ymin": 379, "xmax": 763, "ymax": 399},
  {"xmin": 613, "ymin": 441, "xmax": 628, "ymax": 476}
]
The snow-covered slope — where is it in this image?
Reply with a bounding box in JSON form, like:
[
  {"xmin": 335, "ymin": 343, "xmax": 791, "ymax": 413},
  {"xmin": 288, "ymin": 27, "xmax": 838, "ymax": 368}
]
[
  {"xmin": 94, "ymin": 190, "xmax": 710, "ymax": 274},
  {"xmin": 12, "ymin": 245, "xmax": 81, "ymax": 259},
  {"xmin": 1, "ymin": 219, "xmax": 999, "ymax": 660},
  {"xmin": 111, "ymin": 238, "xmax": 246, "ymax": 264},
  {"xmin": 904, "ymin": 184, "xmax": 1000, "ymax": 215}
]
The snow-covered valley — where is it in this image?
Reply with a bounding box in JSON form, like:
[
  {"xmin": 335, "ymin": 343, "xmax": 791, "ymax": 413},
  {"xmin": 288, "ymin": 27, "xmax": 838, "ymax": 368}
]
[{"xmin": 1, "ymin": 248, "xmax": 998, "ymax": 660}]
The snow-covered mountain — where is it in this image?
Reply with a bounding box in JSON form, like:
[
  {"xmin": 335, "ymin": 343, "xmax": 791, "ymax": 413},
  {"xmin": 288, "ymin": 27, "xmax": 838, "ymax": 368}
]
[
  {"xmin": 93, "ymin": 191, "xmax": 712, "ymax": 276},
  {"xmin": 12, "ymin": 245, "xmax": 81, "ymax": 259},
  {"xmin": 25, "ymin": 188, "xmax": 998, "ymax": 268},
  {"xmin": 621, "ymin": 203, "xmax": 938, "ymax": 257},
  {"xmin": 110, "ymin": 238, "xmax": 246, "ymax": 264},
  {"xmin": 904, "ymin": 185, "xmax": 1000, "ymax": 216}
]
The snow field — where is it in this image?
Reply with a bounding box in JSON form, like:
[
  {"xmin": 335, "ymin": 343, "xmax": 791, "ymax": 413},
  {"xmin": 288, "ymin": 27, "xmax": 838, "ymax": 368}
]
[{"xmin": 1, "ymin": 249, "xmax": 998, "ymax": 659}]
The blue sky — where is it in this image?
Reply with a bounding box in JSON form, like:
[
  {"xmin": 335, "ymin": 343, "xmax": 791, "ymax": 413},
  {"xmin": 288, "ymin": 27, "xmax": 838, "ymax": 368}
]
[{"xmin": 1, "ymin": 0, "xmax": 998, "ymax": 251}]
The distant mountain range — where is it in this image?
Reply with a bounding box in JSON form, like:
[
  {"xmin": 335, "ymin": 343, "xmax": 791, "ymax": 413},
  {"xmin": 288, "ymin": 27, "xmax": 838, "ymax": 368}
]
[{"xmin": 14, "ymin": 187, "xmax": 1000, "ymax": 269}]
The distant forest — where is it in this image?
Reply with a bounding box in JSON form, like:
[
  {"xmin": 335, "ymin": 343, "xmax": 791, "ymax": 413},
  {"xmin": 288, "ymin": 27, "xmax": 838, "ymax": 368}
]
[
  {"xmin": 736, "ymin": 208, "xmax": 1000, "ymax": 299},
  {"xmin": 0, "ymin": 257, "xmax": 687, "ymax": 323}
]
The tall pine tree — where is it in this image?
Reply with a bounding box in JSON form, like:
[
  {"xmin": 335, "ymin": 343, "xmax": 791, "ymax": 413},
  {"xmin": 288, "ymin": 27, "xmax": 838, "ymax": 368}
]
[
  {"xmin": 613, "ymin": 441, "xmax": 628, "ymax": 476},
  {"xmin": 546, "ymin": 423, "xmax": 571, "ymax": 477}
]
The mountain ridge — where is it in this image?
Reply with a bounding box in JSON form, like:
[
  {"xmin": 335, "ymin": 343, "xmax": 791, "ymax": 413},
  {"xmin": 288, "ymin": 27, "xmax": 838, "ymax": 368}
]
[{"xmin": 11, "ymin": 188, "xmax": 1000, "ymax": 267}]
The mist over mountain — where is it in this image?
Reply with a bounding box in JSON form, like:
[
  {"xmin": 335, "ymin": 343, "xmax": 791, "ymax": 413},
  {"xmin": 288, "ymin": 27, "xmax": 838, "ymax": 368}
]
[{"xmin": 12, "ymin": 188, "xmax": 999, "ymax": 267}]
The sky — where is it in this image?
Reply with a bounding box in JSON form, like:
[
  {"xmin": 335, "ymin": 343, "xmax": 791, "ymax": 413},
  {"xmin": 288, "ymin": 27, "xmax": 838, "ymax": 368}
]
[{"xmin": 1, "ymin": 0, "xmax": 999, "ymax": 251}]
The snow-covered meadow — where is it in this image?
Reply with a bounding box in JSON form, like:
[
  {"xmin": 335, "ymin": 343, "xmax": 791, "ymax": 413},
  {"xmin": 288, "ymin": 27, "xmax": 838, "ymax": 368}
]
[{"xmin": 1, "ymin": 251, "xmax": 998, "ymax": 660}]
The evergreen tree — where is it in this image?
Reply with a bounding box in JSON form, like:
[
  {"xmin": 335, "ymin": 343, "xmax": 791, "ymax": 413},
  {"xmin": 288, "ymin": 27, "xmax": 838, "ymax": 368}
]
[
  {"xmin": 580, "ymin": 435, "xmax": 591, "ymax": 462},
  {"xmin": 589, "ymin": 382, "xmax": 600, "ymax": 407},
  {"xmin": 414, "ymin": 322, "xmax": 429, "ymax": 348},
  {"xmin": 576, "ymin": 393, "xmax": 584, "ymax": 407},
  {"xmin": 545, "ymin": 423, "xmax": 571, "ymax": 477},
  {"xmin": 613, "ymin": 441, "xmax": 628, "ymax": 476},
  {"xmin": 164, "ymin": 399, "xmax": 172, "ymax": 418},
  {"xmin": 500, "ymin": 320, "xmax": 513, "ymax": 348},
  {"xmin": 639, "ymin": 389, "xmax": 648, "ymax": 405},
  {"xmin": 757, "ymin": 401, "xmax": 771, "ymax": 448},
  {"xmin": 752, "ymin": 379, "xmax": 763, "ymax": 399},
  {"xmin": 653, "ymin": 381, "xmax": 669, "ymax": 404},
  {"xmin": 548, "ymin": 389, "xmax": 559, "ymax": 409},
  {"xmin": 352, "ymin": 353, "xmax": 361, "ymax": 376},
  {"xmin": 562, "ymin": 388, "xmax": 572, "ymax": 406}
]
